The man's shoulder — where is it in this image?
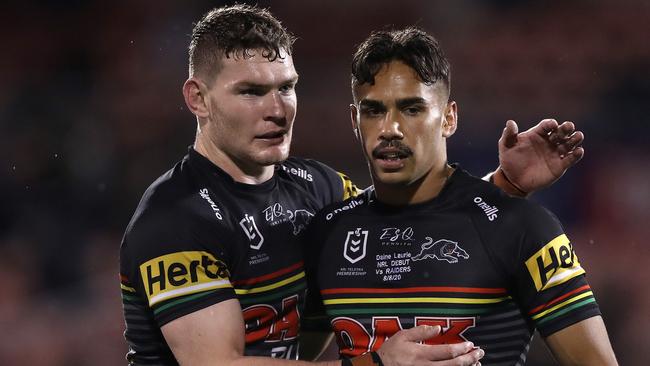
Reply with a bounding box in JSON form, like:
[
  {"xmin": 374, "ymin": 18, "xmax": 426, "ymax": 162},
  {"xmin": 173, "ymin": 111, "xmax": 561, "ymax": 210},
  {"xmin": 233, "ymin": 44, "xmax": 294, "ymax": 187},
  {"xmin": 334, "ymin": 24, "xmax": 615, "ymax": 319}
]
[
  {"xmin": 278, "ymin": 157, "xmax": 353, "ymax": 205},
  {"xmin": 313, "ymin": 189, "xmax": 370, "ymax": 224},
  {"xmin": 452, "ymin": 168, "xmax": 556, "ymax": 229}
]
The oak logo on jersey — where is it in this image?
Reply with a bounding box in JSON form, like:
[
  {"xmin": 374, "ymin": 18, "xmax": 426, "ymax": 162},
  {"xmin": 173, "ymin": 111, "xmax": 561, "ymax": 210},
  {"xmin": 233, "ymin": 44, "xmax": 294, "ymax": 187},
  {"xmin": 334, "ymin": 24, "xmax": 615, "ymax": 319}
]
[
  {"xmin": 140, "ymin": 251, "xmax": 231, "ymax": 306},
  {"xmin": 243, "ymin": 295, "xmax": 300, "ymax": 349},
  {"xmin": 344, "ymin": 228, "xmax": 368, "ymax": 264},
  {"xmin": 240, "ymin": 214, "xmax": 264, "ymax": 250},
  {"xmin": 332, "ymin": 316, "xmax": 476, "ymax": 357},
  {"xmin": 411, "ymin": 238, "xmax": 469, "ymax": 263},
  {"xmin": 525, "ymin": 234, "xmax": 584, "ymax": 292}
]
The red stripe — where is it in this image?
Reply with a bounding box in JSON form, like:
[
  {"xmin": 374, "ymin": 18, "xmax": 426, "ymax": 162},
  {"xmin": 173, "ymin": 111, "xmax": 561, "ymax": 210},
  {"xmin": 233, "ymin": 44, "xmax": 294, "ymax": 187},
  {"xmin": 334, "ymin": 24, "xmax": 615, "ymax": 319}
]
[
  {"xmin": 529, "ymin": 285, "xmax": 591, "ymax": 315},
  {"xmin": 321, "ymin": 286, "xmax": 507, "ymax": 295},
  {"xmin": 232, "ymin": 261, "xmax": 303, "ymax": 286}
]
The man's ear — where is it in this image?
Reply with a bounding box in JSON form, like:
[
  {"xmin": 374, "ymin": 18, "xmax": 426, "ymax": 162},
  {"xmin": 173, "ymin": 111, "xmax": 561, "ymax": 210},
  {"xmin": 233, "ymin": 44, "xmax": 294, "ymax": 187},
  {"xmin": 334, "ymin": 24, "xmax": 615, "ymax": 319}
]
[
  {"xmin": 442, "ymin": 100, "xmax": 458, "ymax": 138},
  {"xmin": 183, "ymin": 77, "xmax": 210, "ymax": 118},
  {"xmin": 350, "ymin": 103, "xmax": 360, "ymax": 140}
]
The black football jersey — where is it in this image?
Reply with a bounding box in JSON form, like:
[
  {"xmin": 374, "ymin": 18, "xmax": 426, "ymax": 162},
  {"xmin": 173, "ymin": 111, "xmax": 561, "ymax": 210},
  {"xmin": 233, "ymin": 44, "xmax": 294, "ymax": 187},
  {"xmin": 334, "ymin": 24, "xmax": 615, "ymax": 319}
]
[
  {"xmin": 304, "ymin": 166, "xmax": 600, "ymax": 366},
  {"xmin": 120, "ymin": 148, "xmax": 358, "ymax": 365}
]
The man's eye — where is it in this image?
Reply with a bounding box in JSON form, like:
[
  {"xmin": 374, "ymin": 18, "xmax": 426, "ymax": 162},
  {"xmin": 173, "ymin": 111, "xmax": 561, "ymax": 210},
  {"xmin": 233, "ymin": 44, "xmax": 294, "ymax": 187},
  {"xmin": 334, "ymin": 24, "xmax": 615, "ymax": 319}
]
[
  {"xmin": 240, "ymin": 88, "xmax": 265, "ymax": 96},
  {"xmin": 279, "ymin": 84, "xmax": 295, "ymax": 93},
  {"xmin": 361, "ymin": 108, "xmax": 383, "ymax": 117},
  {"xmin": 404, "ymin": 107, "xmax": 422, "ymax": 115}
]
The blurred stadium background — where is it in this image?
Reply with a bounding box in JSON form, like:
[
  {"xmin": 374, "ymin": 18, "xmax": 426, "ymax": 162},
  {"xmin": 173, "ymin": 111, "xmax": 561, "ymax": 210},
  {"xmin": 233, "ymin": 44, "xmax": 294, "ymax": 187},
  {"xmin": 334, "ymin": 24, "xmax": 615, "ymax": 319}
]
[{"xmin": 1, "ymin": 0, "xmax": 648, "ymax": 364}]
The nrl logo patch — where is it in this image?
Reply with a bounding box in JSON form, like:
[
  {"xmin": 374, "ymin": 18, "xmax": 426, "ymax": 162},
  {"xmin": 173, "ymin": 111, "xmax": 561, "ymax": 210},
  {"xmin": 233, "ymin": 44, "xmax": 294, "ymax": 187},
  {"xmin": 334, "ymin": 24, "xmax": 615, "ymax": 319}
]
[
  {"xmin": 239, "ymin": 214, "xmax": 264, "ymax": 250},
  {"xmin": 344, "ymin": 228, "xmax": 369, "ymax": 264},
  {"xmin": 412, "ymin": 238, "xmax": 469, "ymax": 263}
]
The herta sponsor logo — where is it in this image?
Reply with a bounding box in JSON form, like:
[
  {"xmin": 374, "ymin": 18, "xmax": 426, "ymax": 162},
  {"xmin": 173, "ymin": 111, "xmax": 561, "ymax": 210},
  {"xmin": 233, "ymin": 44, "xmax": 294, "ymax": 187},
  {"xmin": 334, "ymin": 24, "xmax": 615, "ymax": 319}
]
[
  {"xmin": 240, "ymin": 214, "xmax": 264, "ymax": 249},
  {"xmin": 140, "ymin": 251, "xmax": 230, "ymax": 306},
  {"xmin": 344, "ymin": 228, "xmax": 369, "ymax": 264},
  {"xmin": 331, "ymin": 316, "xmax": 476, "ymax": 357},
  {"xmin": 473, "ymin": 196, "xmax": 498, "ymax": 221},
  {"xmin": 199, "ymin": 188, "xmax": 223, "ymax": 220},
  {"xmin": 525, "ymin": 234, "xmax": 584, "ymax": 291},
  {"xmin": 280, "ymin": 164, "xmax": 313, "ymax": 182},
  {"xmin": 411, "ymin": 238, "xmax": 469, "ymax": 263},
  {"xmin": 326, "ymin": 198, "xmax": 364, "ymax": 221}
]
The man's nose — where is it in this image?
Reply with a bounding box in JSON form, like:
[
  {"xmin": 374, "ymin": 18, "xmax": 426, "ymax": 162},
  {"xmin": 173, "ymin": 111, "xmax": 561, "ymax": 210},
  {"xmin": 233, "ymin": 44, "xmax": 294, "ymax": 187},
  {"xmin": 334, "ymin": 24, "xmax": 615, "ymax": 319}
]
[
  {"xmin": 264, "ymin": 91, "xmax": 287, "ymax": 124},
  {"xmin": 379, "ymin": 111, "xmax": 404, "ymax": 140}
]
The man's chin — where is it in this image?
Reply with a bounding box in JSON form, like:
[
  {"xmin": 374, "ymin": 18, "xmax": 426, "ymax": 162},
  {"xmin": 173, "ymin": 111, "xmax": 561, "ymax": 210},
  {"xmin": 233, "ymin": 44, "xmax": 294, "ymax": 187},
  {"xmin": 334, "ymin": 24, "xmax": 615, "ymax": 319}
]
[{"xmin": 255, "ymin": 148, "xmax": 290, "ymax": 166}]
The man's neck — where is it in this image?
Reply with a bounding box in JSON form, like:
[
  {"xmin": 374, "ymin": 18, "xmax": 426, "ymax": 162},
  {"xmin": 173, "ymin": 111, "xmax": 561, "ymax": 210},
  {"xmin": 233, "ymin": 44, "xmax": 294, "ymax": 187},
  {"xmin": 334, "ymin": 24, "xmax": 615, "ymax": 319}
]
[
  {"xmin": 194, "ymin": 138, "xmax": 274, "ymax": 185},
  {"xmin": 373, "ymin": 165, "xmax": 454, "ymax": 206}
]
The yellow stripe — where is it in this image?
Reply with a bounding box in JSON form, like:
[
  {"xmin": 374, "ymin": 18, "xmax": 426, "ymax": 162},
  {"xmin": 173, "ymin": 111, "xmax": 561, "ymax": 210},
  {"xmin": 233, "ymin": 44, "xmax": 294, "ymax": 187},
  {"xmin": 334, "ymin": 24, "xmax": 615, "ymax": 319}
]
[
  {"xmin": 121, "ymin": 283, "xmax": 136, "ymax": 293},
  {"xmin": 235, "ymin": 272, "xmax": 305, "ymax": 295},
  {"xmin": 323, "ymin": 296, "xmax": 511, "ymax": 306},
  {"xmin": 532, "ymin": 291, "xmax": 593, "ymax": 320},
  {"xmin": 337, "ymin": 172, "xmax": 360, "ymax": 200},
  {"xmin": 149, "ymin": 281, "xmax": 232, "ymax": 306}
]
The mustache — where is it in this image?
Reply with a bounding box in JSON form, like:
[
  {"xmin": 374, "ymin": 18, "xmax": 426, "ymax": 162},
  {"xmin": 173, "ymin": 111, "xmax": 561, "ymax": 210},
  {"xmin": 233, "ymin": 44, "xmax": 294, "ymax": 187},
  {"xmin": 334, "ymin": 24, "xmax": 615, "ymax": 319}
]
[{"xmin": 371, "ymin": 140, "xmax": 413, "ymax": 158}]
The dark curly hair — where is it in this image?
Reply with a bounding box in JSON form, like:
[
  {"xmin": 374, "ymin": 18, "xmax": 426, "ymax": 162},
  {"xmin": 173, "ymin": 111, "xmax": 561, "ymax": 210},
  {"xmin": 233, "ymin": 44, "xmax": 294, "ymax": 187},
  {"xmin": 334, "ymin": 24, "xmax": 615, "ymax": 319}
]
[
  {"xmin": 351, "ymin": 27, "xmax": 450, "ymax": 94},
  {"xmin": 189, "ymin": 4, "xmax": 296, "ymax": 81}
]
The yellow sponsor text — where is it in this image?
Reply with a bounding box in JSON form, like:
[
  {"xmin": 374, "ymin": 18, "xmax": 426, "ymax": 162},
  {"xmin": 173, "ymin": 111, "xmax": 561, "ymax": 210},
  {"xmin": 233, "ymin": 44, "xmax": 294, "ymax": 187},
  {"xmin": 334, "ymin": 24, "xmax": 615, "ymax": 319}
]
[
  {"xmin": 525, "ymin": 234, "xmax": 585, "ymax": 292},
  {"xmin": 139, "ymin": 251, "xmax": 231, "ymax": 306}
]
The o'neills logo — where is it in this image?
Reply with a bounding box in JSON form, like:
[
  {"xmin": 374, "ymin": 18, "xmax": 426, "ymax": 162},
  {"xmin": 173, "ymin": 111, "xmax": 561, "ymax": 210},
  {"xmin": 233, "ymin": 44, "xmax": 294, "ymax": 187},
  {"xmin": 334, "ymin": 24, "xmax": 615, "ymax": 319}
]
[
  {"xmin": 473, "ymin": 196, "xmax": 498, "ymax": 221},
  {"xmin": 199, "ymin": 188, "xmax": 223, "ymax": 220},
  {"xmin": 281, "ymin": 165, "xmax": 313, "ymax": 182},
  {"xmin": 326, "ymin": 199, "xmax": 364, "ymax": 221},
  {"xmin": 139, "ymin": 251, "xmax": 231, "ymax": 306}
]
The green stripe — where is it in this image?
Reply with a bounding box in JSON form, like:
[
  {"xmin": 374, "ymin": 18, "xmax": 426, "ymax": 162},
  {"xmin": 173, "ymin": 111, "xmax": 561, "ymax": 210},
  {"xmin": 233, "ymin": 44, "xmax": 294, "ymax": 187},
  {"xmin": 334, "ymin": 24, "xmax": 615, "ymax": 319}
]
[
  {"xmin": 239, "ymin": 283, "xmax": 307, "ymax": 305},
  {"xmin": 537, "ymin": 297, "xmax": 596, "ymax": 326},
  {"xmin": 153, "ymin": 290, "xmax": 218, "ymax": 315},
  {"xmin": 326, "ymin": 307, "xmax": 497, "ymax": 317}
]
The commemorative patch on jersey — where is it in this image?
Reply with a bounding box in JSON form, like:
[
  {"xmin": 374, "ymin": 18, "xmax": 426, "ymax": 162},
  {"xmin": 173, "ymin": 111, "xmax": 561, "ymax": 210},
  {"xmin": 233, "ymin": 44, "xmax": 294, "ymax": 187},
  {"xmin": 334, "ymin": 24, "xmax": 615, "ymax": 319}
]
[
  {"xmin": 525, "ymin": 234, "xmax": 585, "ymax": 292},
  {"xmin": 139, "ymin": 251, "xmax": 232, "ymax": 306}
]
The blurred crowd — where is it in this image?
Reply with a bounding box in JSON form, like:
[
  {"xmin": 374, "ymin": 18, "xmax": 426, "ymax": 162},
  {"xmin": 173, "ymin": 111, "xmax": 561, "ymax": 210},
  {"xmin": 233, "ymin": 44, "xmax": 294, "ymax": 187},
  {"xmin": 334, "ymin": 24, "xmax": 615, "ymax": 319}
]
[{"xmin": 1, "ymin": 0, "xmax": 648, "ymax": 364}]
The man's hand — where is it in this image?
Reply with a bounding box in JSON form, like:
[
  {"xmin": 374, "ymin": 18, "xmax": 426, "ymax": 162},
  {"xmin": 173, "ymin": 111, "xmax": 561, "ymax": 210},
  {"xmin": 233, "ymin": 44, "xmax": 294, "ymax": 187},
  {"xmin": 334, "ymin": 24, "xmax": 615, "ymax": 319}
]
[
  {"xmin": 376, "ymin": 325, "xmax": 484, "ymax": 366},
  {"xmin": 497, "ymin": 119, "xmax": 584, "ymax": 195}
]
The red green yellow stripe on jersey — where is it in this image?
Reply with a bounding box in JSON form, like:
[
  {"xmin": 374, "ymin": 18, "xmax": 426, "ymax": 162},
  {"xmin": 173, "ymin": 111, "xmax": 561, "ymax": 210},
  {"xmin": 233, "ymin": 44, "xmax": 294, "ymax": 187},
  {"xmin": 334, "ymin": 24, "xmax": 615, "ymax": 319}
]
[
  {"xmin": 529, "ymin": 284, "xmax": 596, "ymax": 326},
  {"xmin": 320, "ymin": 286, "xmax": 513, "ymax": 317},
  {"xmin": 235, "ymin": 261, "xmax": 307, "ymax": 306},
  {"xmin": 120, "ymin": 274, "xmax": 140, "ymax": 303}
]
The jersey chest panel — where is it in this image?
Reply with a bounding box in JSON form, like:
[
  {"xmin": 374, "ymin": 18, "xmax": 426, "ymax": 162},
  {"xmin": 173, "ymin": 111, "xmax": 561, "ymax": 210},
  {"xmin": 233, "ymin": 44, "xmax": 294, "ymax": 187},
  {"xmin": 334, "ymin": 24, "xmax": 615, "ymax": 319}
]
[
  {"xmin": 212, "ymin": 184, "xmax": 321, "ymax": 359},
  {"xmin": 316, "ymin": 211, "xmax": 533, "ymax": 362}
]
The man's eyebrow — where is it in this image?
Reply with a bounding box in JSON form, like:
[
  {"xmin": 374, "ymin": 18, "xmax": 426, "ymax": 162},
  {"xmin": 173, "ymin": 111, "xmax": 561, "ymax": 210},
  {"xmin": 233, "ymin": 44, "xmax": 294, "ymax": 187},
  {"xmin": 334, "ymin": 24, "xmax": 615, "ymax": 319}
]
[
  {"xmin": 396, "ymin": 97, "xmax": 427, "ymax": 109},
  {"xmin": 358, "ymin": 99, "xmax": 386, "ymax": 109},
  {"xmin": 234, "ymin": 75, "xmax": 299, "ymax": 89}
]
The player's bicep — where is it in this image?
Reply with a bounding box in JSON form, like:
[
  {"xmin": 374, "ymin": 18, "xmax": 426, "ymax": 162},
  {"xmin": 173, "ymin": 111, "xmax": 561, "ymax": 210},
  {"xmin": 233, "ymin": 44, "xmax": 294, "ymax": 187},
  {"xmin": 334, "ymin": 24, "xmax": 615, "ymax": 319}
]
[
  {"xmin": 162, "ymin": 298, "xmax": 245, "ymax": 366},
  {"xmin": 544, "ymin": 316, "xmax": 618, "ymax": 365}
]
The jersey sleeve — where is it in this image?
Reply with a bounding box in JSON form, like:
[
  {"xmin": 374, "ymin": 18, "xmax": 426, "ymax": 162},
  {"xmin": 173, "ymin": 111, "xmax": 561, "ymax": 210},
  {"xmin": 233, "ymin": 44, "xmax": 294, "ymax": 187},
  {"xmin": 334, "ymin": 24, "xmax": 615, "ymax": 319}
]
[
  {"xmin": 490, "ymin": 200, "xmax": 601, "ymax": 337},
  {"xmin": 120, "ymin": 202, "xmax": 236, "ymax": 326}
]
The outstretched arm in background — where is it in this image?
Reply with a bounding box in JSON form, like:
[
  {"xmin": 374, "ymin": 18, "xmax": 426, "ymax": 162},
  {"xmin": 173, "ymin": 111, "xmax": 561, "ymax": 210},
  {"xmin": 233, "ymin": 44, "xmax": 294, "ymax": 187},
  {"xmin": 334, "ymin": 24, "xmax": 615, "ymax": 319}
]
[{"xmin": 488, "ymin": 119, "xmax": 585, "ymax": 196}]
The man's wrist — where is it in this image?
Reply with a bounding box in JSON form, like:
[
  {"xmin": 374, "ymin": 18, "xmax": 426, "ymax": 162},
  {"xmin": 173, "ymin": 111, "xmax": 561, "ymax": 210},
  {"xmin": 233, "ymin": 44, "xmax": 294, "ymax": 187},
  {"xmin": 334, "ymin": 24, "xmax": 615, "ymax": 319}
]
[{"xmin": 493, "ymin": 167, "xmax": 529, "ymax": 197}]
